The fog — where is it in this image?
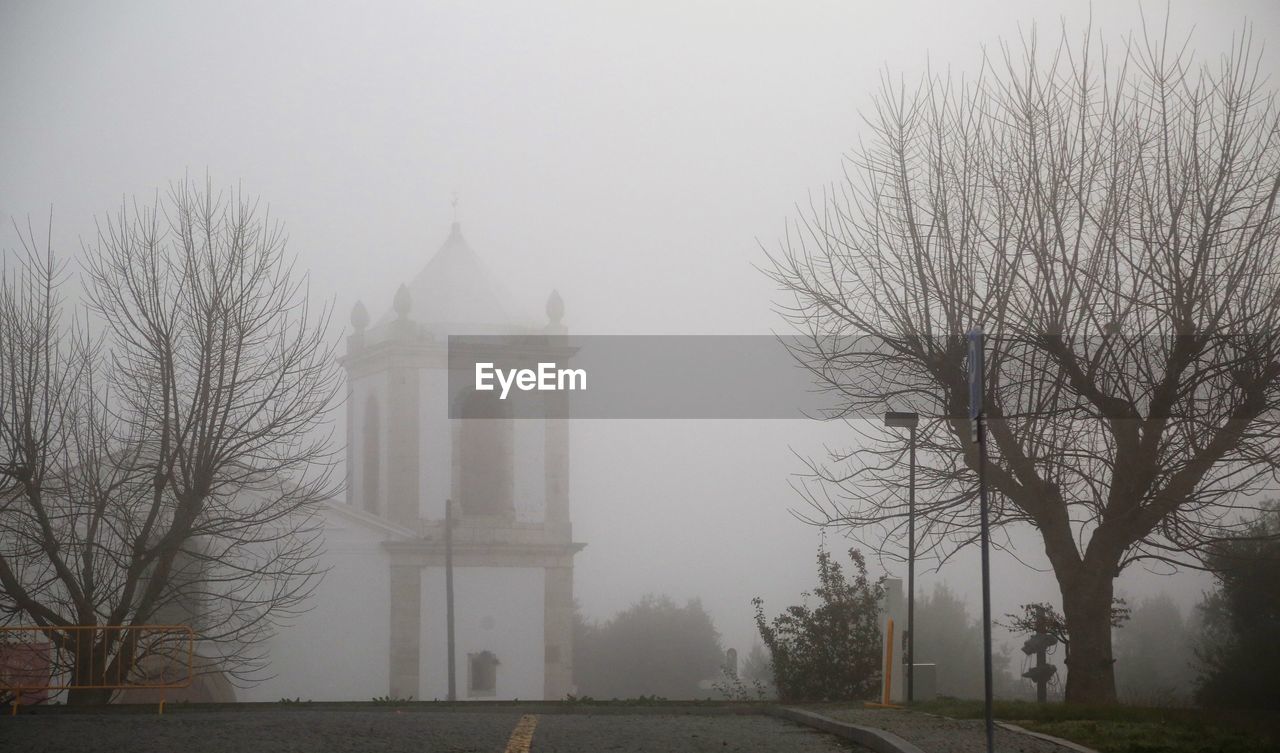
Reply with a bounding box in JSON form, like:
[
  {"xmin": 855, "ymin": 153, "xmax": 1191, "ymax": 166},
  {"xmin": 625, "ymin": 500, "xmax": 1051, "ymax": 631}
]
[{"xmin": 3, "ymin": 0, "xmax": 1278, "ymax": 696}]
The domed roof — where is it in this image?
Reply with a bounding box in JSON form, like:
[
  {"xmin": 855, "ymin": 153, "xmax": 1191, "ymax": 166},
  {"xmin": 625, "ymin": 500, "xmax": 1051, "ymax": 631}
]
[{"xmin": 378, "ymin": 222, "xmax": 511, "ymax": 328}]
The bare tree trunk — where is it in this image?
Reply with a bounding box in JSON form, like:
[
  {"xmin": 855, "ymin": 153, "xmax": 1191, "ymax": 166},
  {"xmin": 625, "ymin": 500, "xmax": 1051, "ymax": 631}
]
[
  {"xmin": 65, "ymin": 637, "xmax": 113, "ymax": 706},
  {"xmin": 65, "ymin": 687, "xmax": 113, "ymax": 705},
  {"xmin": 1061, "ymin": 570, "xmax": 1117, "ymax": 704}
]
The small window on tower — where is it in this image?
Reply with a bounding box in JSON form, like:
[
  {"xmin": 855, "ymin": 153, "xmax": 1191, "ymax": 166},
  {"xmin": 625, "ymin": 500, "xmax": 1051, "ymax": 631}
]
[{"xmin": 468, "ymin": 650, "xmax": 499, "ymax": 697}]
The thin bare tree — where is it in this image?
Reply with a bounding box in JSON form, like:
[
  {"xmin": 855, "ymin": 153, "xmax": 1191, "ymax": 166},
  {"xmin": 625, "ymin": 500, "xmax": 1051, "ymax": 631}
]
[
  {"xmin": 766, "ymin": 19, "xmax": 1280, "ymax": 703},
  {"xmin": 0, "ymin": 179, "xmax": 341, "ymax": 703}
]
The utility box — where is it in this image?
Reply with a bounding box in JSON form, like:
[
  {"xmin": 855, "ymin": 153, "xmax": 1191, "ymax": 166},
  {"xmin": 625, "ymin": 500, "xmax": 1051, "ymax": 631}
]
[{"xmin": 910, "ymin": 663, "xmax": 937, "ymax": 702}]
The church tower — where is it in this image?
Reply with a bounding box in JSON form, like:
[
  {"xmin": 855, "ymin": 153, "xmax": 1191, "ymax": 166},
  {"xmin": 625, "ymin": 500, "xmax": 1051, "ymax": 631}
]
[{"xmin": 341, "ymin": 221, "xmax": 580, "ymax": 701}]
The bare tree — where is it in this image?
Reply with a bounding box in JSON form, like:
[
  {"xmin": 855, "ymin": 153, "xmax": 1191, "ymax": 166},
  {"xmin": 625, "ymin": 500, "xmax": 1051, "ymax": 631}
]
[
  {"xmin": 766, "ymin": 19, "xmax": 1280, "ymax": 703},
  {"xmin": 0, "ymin": 180, "xmax": 340, "ymax": 703}
]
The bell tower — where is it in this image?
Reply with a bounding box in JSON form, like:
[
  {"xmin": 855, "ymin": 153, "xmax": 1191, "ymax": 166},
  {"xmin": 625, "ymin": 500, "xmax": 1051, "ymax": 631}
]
[{"xmin": 341, "ymin": 221, "xmax": 582, "ymax": 701}]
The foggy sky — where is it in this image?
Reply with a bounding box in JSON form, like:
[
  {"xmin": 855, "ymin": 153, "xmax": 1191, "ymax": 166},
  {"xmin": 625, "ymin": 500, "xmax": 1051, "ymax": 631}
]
[{"xmin": 4, "ymin": 0, "xmax": 1278, "ymax": 662}]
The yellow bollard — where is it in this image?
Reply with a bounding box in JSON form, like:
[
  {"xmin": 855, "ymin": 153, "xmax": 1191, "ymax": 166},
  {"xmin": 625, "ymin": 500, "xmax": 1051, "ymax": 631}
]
[
  {"xmin": 159, "ymin": 697, "xmax": 165, "ymax": 715},
  {"xmin": 864, "ymin": 617, "xmax": 903, "ymax": 709},
  {"xmin": 882, "ymin": 617, "xmax": 895, "ymax": 705}
]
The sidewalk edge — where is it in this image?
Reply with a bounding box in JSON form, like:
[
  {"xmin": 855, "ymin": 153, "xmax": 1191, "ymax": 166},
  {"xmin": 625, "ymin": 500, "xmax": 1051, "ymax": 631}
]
[
  {"xmin": 996, "ymin": 721, "xmax": 1101, "ymax": 753},
  {"xmin": 767, "ymin": 707, "xmax": 927, "ymax": 753}
]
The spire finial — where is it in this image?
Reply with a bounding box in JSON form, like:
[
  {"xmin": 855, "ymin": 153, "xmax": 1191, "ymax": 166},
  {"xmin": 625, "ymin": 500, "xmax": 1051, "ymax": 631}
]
[
  {"xmin": 546, "ymin": 289, "xmax": 564, "ymax": 326},
  {"xmin": 450, "ymin": 191, "xmax": 460, "ymax": 234},
  {"xmin": 393, "ymin": 284, "xmax": 411, "ymax": 320},
  {"xmin": 350, "ymin": 300, "xmax": 369, "ymax": 331}
]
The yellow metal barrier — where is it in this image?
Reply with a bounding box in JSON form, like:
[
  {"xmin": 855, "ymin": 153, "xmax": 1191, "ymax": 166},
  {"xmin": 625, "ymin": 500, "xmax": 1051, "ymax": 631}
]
[{"xmin": 0, "ymin": 624, "xmax": 194, "ymax": 714}]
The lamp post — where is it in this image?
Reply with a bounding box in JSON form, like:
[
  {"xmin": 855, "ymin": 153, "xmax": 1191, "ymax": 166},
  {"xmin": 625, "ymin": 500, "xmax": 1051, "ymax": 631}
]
[
  {"xmin": 884, "ymin": 410, "xmax": 919, "ymax": 704},
  {"xmin": 445, "ymin": 498, "xmax": 457, "ymax": 702}
]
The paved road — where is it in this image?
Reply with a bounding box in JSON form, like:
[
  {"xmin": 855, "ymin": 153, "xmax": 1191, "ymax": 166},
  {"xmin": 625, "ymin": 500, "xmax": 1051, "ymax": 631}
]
[{"xmin": 1, "ymin": 708, "xmax": 864, "ymax": 753}]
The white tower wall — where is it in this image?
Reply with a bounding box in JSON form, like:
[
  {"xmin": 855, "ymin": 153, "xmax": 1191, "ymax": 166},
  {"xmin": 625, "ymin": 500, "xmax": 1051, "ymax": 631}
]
[{"xmin": 420, "ymin": 566, "xmax": 545, "ymax": 700}]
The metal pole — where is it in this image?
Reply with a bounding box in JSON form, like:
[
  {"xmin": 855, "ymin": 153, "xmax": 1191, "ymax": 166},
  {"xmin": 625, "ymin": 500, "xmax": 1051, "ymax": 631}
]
[
  {"xmin": 968, "ymin": 327, "xmax": 994, "ymax": 753},
  {"xmin": 1036, "ymin": 619, "xmax": 1049, "ymax": 704},
  {"xmin": 977, "ymin": 416, "xmax": 994, "ymax": 753},
  {"xmin": 907, "ymin": 424, "xmax": 916, "ymax": 705},
  {"xmin": 445, "ymin": 498, "xmax": 457, "ymax": 702}
]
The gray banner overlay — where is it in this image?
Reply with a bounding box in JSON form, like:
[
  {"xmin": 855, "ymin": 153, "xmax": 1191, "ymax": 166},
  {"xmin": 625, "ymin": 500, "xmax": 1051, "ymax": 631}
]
[
  {"xmin": 447, "ymin": 335, "xmax": 838, "ymax": 419},
  {"xmin": 446, "ymin": 333, "xmax": 1276, "ymax": 420}
]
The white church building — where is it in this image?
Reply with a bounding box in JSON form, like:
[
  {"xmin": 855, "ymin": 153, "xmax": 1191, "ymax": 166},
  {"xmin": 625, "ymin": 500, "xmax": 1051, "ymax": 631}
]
[{"xmin": 242, "ymin": 221, "xmax": 581, "ymax": 702}]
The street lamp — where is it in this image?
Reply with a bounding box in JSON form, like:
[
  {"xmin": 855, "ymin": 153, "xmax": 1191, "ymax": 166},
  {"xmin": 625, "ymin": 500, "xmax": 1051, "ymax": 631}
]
[
  {"xmin": 445, "ymin": 498, "xmax": 458, "ymax": 701},
  {"xmin": 884, "ymin": 410, "xmax": 919, "ymax": 704}
]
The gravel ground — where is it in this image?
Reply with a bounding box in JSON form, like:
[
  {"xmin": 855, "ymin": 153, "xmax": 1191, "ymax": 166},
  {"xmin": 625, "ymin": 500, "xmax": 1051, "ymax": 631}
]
[
  {"xmin": 1, "ymin": 708, "xmax": 865, "ymax": 753},
  {"xmin": 820, "ymin": 708, "xmax": 1076, "ymax": 753}
]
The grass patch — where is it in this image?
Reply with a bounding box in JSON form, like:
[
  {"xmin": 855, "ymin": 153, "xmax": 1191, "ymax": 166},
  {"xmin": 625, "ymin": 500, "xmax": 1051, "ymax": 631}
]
[{"xmin": 910, "ymin": 699, "xmax": 1279, "ymax": 753}]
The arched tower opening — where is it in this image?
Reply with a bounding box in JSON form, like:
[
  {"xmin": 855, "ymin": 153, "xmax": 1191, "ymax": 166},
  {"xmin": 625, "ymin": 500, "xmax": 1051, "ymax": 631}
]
[
  {"xmin": 457, "ymin": 392, "xmax": 514, "ymax": 517},
  {"xmin": 362, "ymin": 394, "xmax": 381, "ymax": 516}
]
